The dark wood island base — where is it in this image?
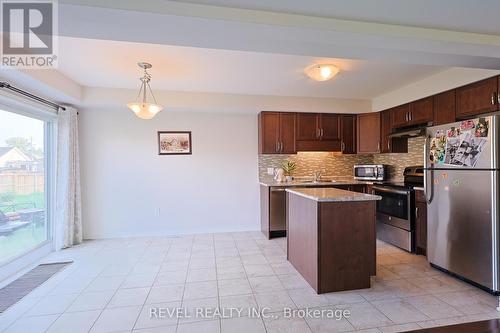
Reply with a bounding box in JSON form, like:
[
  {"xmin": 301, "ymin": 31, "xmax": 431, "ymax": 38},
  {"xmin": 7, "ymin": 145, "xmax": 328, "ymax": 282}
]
[{"xmin": 286, "ymin": 187, "xmax": 380, "ymax": 294}]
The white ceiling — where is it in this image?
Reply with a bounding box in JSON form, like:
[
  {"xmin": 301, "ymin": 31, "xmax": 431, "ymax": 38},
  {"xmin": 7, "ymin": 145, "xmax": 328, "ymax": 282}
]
[
  {"xmin": 175, "ymin": 0, "xmax": 500, "ymax": 35},
  {"xmin": 57, "ymin": 1, "xmax": 500, "ymax": 71},
  {"xmin": 58, "ymin": 37, "xmax": 445, "ymax": 99}
]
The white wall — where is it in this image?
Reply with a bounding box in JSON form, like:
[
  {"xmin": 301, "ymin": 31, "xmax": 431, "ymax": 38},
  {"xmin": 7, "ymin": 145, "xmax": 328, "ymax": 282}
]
[
  {"xmin": 372, "ymin": 68, "xmax": 500, "ymax": 111},
  {"xmin": 79, "ymin": 108, "xmax": 259, "ymax": 239}
]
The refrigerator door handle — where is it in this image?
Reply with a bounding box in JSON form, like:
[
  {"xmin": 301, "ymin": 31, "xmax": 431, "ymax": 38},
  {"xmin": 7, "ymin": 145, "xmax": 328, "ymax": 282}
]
[{"xmin": 424, "ymin": 135, "xmax": 434, "ymax": 204}]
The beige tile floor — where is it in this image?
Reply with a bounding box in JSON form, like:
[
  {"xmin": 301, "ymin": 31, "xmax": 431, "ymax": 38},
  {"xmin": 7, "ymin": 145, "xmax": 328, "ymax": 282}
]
[{"xmin": 0, "ymin": 232, "xmax": 499, "ymax": 333}]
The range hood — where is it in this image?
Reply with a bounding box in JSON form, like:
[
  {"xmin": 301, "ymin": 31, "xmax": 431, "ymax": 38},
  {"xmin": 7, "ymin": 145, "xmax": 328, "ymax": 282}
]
[{"xmin": 388, "ymin": 127, "xmax": 425, "ymax": 138}]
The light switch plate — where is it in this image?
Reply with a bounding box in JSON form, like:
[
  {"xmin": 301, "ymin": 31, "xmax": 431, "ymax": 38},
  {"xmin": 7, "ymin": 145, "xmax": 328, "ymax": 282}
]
[{"xmin": 267, "ymin": 168, "xmax": 275, "ymax": 175}]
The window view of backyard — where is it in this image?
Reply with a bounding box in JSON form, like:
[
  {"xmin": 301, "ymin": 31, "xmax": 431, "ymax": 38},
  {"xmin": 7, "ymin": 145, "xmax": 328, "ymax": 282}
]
[{"xmin": 0, "ymin": 110, "xmax": 47, "ymax": 264}]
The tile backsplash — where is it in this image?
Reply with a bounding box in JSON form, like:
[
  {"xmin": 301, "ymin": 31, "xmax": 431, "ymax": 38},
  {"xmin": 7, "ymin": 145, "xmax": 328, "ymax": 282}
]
[
  {"xmin": 373, "ymin": 136, "xmax": 425, "ymax": 179},
  {"xmin": 258, "ymin": 152, "xmax": 372, "ymax": 179},
  {"xmin": 258, "ymin": 136, "xmax": 424, "ymax": 180}
]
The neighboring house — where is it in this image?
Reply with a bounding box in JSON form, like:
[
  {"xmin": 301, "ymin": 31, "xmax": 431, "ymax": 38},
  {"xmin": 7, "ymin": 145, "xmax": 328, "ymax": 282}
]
[
  {"xmin": 0, "ymin": 147, "xmax": 33, "ymax": 169},
  {"xmin": 0, "ymin": 147, "xmax": 44, "ymax": 195}
]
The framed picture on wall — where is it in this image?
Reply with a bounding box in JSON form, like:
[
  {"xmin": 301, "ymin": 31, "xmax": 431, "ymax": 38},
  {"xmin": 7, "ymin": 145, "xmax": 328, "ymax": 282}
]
[{"xmin": 158, "ymin": 131, "xmax": 192, "ymax": 155}]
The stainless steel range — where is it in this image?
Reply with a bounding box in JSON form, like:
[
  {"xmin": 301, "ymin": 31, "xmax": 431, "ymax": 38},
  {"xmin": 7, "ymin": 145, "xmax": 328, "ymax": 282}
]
[{"xmin": 372, "ymin": 166, "xmax": 424, "ymax": 252}]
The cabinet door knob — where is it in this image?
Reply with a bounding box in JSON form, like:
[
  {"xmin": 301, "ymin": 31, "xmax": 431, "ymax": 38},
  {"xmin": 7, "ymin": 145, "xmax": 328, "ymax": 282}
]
[
  {"xmin": 415, "ymin": 207, "xmax": 419, "ymax": 219},
  {"xmin": 316, "ymin": 128, "xmax": 320, "ymax": 138},
  {"xmin": 377, "ymin": 141, "xmax": 380, "ymax": 151},
  {"xmin": 492, "ymin": 92, "xmax": 497, "ymax": 105},
  {"xmin": 387, "ymin": 140, "xmax": 391, "ymax": 151},
  {"xmin": 497, "ymin": 91, "xmax": 500, "ymax": 105},
  {"xmin": 276, "ymin": 141, "xmax": 279, "ymax": 152}
]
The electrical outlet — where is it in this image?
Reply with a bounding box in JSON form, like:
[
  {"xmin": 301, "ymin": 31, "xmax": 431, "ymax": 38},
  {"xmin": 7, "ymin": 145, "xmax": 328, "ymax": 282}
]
[{"xmin": 267, "ymin": 168, "xmax": 275, "ymax": 175}]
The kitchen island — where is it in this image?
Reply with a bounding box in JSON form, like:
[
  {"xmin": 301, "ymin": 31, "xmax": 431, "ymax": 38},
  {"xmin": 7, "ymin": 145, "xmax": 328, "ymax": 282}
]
[
  {"xmin": 259, "ymin": 177, "xmax": 378, "ymax": 239},
  {"xmin": 286, "ymin": 187, "xmax": 381, "ymax": 293}
]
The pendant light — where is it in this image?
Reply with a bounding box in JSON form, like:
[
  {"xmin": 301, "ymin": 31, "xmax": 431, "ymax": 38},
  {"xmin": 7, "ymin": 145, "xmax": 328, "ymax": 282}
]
[{"xmin": 127, "ymin": 62, "xmax": 163, "ymax": 119}]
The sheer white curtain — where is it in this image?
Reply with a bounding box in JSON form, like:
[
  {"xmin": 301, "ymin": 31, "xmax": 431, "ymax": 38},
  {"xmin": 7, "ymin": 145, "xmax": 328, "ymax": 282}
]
[{"xmin": 54, "ymin": 106, "xmax": 82, "ymax": 250}]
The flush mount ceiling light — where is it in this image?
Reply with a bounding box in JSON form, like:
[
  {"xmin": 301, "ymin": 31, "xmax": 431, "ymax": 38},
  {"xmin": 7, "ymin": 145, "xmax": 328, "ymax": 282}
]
[
  {"xmin": 305, "ymin": 64, "xmax": 340, "ymax": 82},
  {"xmin": 127, "ymin": 62, "xmax": 163, "ymax": 120}
]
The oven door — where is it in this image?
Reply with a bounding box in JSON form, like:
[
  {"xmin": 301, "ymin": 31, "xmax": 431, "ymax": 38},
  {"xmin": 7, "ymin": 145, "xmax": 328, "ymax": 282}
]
[{"xmin": 372, "ymin": 186, "xmax": 412, "ymax": 230}]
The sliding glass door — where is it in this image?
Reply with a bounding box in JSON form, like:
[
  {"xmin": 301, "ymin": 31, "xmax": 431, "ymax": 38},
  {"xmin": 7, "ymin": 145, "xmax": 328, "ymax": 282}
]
[{"xmin": 0, "ymin": 109, "xmax": 52, "ymax": 265}]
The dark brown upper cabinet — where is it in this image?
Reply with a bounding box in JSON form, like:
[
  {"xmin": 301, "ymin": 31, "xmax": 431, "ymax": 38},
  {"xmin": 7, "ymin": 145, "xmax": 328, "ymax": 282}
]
[
  {"xmin": 456, "ymin": 77, "xmax": 499, "ymax": 119},
  {"xmin": 391, "ymin": 104, "xmax": 411, "ymax": 129},
  {"xmin": 391, "ymin": 98, "xmax": 433, "ymax": 129},
  {"xmin": 296, "ymin": 113, "xmax": 341, "ymax": 152},
  {"xmin": 409, "ymin": 96, "xmax": 434, "ymax": 126},
  {"xmin": 296, "ymin": 113, "xmax": 318, "ymax": 141},
  {"xmin": 357, "ymin": 113, "xmax": 381, "ymax": 154},
  {"xmin": 433, "ymin": 90, "xmax": 456, "ymax": 126},
  {"xmin": 380, "ymin": 110, "xmax": 391, "ymax": 154},
  {"xmin": 279, "ymin": 113, "xmax": 297, "ymax": 154},
  {"xmin": 320, "ymin": 114, "xmax": 341, "ymax": 141},
  {"xmin": 340, "ymin": 115, "xmax": 357, "ymax": 154},
  {"xmin": 258, "ymin": 111, "xmax": 296, "ymax": 154},
  {"xmin": 380, "ymin": 110, "xmax": 407, "ymax": 154}
]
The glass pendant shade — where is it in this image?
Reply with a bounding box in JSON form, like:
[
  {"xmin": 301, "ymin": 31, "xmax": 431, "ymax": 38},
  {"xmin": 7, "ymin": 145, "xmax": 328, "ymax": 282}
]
[
  {"xmin": 305, "ymin": 64, "xmax": 340, "ymax": 81},
  {"xmin": 127, "ymin": 102, "xmax": 163, "ymax": 120},
  {"xmin": 128, "ymin": 62, "xmax": 163, "ymax": 119}
]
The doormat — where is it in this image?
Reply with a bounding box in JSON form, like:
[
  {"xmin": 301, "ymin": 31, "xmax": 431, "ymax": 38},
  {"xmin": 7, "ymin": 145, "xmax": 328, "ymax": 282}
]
[{"xmin": 0, "ymin": 261, "xmax": 72, "ymax": 313}]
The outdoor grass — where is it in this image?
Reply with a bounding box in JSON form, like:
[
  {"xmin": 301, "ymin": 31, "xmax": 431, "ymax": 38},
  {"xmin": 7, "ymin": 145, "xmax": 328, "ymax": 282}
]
[
  {"xmin": 0, "ymin": 223, "xmax": 47, "ymax": 263},
  {"xmin": 0, "ymin": 192, "xmax": 46, "ymax": 263},
  {"xmin": 0, "ymin": 192, "xmax": 45, "ymax": 213}
]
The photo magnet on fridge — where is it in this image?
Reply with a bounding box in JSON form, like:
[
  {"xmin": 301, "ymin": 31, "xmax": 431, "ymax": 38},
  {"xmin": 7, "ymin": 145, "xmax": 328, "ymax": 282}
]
[{"xmin": 475, "ymin": 118, "xmax": 489, "ymax": 137}]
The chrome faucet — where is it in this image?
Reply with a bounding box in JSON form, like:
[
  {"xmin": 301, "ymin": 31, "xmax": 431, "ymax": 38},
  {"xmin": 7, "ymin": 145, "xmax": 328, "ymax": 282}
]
[{"xmin": 313, "ymin": 171, "xmax": 323, "ymax": 182}]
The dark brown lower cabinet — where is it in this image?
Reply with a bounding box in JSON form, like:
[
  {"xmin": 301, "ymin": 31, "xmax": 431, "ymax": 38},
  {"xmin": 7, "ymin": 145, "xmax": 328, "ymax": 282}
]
[
  {"xmin": 334, "ymin": 184, "xmax": 367, "ymax": 193},
  {"xmin": 415, "ymin": 190, "xmax": 427, "ymax": 256},
  {"xmin": 366, "ymin": 184, "xmax": 374, "ymax": 195}
]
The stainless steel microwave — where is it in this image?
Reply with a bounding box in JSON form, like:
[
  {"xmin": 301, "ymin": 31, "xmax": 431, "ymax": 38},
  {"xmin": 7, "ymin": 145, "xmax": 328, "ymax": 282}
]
[{"xmin": 354, "ymin": 164, "xmax": 386, "ymax": 181}]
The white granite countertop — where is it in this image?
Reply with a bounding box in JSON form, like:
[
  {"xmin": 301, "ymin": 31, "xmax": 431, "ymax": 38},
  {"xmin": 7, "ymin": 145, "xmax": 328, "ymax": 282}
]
[
  {"xmin": 286, "ymin": 187, "xmax": 382, "ymax": 202},
  {"xmin": 259, "ymin": 177, "xmax": 401, "ymax": 187}
]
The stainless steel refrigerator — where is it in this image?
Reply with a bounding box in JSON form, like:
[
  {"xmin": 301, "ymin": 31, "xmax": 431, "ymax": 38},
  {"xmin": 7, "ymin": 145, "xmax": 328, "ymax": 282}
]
[{"xmin": 424, "ymin": 115, "xmax": 500, "ymax": 293}]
